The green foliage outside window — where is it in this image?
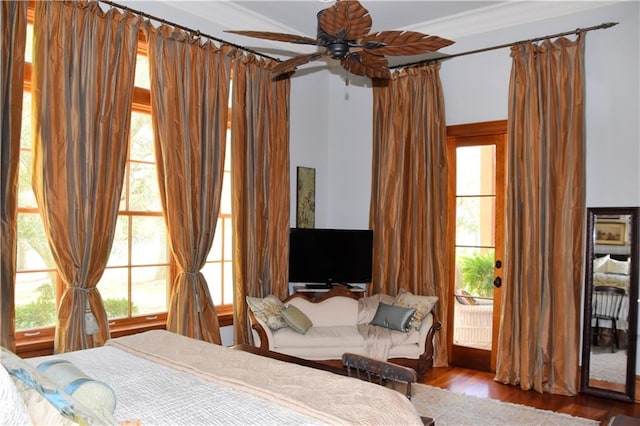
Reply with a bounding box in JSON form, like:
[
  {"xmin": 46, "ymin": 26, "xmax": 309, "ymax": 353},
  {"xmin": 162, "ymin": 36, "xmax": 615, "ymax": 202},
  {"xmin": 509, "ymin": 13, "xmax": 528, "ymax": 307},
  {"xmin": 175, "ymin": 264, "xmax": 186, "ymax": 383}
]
[
  {"xmin": 15, "ymin": 284, "xmax": 139, "ymax": 330},
  {"xmin": 459, "ymin": 252, "xmax": 495, "ymax": 297}
]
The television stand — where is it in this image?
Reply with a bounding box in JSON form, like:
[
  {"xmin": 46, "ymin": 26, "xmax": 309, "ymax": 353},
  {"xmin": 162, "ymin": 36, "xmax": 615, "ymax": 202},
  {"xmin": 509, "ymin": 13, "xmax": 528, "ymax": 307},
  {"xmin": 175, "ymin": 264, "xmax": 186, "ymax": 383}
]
[
  {"xmin": 305, "ymin": 283, "xmax": 332, "ymax": 290},
  {"xmin": 292, "ymin": 284, "xmax": 365, "ymax": 300}
]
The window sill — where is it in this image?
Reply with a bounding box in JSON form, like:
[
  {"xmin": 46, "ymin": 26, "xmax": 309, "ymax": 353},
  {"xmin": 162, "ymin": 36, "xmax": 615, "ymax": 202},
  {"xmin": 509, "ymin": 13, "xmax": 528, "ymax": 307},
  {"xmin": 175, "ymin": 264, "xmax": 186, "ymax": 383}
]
[{"xmin": 16, "ymin": 309, "xmax": 234, "ymax": 359}]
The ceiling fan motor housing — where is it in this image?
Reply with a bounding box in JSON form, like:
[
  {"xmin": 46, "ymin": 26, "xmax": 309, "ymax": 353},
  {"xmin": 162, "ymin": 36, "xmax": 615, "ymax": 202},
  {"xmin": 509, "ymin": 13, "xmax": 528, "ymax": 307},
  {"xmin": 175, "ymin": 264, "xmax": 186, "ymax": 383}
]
[{"xmin": 327, "ymin": 42, "xmax": 350, "ymax": 59}]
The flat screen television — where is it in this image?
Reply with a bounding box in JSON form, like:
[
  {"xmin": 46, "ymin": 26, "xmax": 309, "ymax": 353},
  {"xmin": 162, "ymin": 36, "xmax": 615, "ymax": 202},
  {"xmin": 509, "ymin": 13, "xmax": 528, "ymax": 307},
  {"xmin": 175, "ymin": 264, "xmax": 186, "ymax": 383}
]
[{"xmin": 288, "ymin": 228, "xmax": 373, "ymax": 288}]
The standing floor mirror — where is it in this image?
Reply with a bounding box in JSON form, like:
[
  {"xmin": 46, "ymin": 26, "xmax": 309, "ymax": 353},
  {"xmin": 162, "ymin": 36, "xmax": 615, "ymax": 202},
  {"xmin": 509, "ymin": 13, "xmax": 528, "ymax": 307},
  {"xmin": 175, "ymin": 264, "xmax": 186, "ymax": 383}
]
[{"xmin": 581, "ymin": 207, "xmax": 638, "ymax": 402}]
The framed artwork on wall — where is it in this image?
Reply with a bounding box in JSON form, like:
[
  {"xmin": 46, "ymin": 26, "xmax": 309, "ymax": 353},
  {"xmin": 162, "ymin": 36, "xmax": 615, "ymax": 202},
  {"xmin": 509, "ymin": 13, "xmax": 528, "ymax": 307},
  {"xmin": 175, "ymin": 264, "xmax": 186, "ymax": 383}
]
[
  {"xmin": 595, "ymin": 222, "xmax": 626, "ymax": 245},
  {"xmin": 296, "ymin": 166, "xmax": 315, "ymax": 228}
]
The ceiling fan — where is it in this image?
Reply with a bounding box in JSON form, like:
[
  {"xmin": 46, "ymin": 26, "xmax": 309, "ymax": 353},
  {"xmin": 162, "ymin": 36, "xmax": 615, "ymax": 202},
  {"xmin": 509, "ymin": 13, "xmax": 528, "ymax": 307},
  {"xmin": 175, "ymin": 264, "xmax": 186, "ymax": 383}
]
[{"xmin": 225, "ymin": 0, "xmax": 454, "ymax": 79}]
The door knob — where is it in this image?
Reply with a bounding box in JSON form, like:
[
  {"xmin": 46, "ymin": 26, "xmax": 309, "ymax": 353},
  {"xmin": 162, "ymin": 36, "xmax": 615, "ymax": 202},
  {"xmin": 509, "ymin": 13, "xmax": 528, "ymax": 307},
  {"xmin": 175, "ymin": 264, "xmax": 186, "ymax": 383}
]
[
  {"xmin": 493, "ymin": 276, "xmax": 502, "ymax": 288},
  {"xmin": 495, "ymin": 260, "xmax": 502, "ymax": 269}
]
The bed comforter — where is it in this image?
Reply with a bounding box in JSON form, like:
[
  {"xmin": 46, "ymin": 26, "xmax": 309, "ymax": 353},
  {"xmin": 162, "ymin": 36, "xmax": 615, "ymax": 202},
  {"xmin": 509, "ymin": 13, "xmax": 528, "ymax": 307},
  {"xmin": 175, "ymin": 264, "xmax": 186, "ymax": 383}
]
[{"xmin": 26, "ymin": 330, "xmax": 423, "ymax": 425}]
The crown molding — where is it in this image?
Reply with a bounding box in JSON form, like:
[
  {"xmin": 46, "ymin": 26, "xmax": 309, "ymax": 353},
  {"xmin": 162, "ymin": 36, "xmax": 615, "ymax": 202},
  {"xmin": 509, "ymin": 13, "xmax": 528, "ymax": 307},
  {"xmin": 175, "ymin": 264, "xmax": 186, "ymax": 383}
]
[
  {"xmin": 157, "ymin": 1, "xmax": 622, "ymax": 50},
  {"xmin": 406, "ymin": 1, "xmax": 622, "ymax": 40}
]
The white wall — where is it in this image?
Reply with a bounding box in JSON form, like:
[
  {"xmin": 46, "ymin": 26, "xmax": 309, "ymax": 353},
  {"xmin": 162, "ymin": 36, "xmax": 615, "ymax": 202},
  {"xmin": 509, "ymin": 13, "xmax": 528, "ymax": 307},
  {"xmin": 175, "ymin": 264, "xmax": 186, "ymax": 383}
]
[{"xmin": 319, "ymin": 1, "xmax": 639, "ymax": 227}]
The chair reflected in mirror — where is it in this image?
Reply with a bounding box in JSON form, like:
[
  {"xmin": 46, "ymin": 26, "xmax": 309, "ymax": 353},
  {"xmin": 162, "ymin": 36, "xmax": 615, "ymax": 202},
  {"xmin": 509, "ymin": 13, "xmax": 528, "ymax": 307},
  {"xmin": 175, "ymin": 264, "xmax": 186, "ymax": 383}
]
[{"xmin": 592, "ymin": 285, "xmax": 626, "ymax": 353}]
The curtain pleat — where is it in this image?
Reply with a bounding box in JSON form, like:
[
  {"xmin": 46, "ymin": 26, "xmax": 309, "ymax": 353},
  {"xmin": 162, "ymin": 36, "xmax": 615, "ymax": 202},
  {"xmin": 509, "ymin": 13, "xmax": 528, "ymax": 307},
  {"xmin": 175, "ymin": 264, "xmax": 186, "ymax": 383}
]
[
  {"xmin": 495, "ymin": 35, "xmax": 585, "ymax": 395},
  {"xmin": 231, "ymin": 57, "xmax": 290, "ymax": 345},
  {"xmin": 146, "ymin": 23, "xmax": 233, "ymax": 344},
  {"xmin": 0, "ymin": 0, "xmax": 27, "ymax": 352},
  {"xmin": 31, "ymin": 1, "xmax": 140, "ymax": 353},
  {"xmin": 370, "ymin": 65, "xmax": 450, "ymax": 367}
]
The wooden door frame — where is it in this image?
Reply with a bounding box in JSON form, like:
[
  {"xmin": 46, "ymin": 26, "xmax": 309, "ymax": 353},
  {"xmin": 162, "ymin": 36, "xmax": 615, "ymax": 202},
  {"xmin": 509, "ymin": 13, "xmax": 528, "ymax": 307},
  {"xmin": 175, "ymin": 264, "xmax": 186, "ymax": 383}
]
[{"xmin": 446, "ymin": 120, "xmax": 507, "ymax": 372}]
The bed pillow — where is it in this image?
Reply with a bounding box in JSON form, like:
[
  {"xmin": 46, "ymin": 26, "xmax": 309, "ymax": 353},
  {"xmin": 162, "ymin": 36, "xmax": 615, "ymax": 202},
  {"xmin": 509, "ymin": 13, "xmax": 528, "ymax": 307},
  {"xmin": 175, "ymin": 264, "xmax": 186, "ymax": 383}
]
[
  {"xmin": 394, "ymin": 289, "xmax": 439, "ymax": 331},
  {"xmin": 606, "ymin": 257, "xmax": 630, "ymax": 275},
  {"xmin": 246, "ymin": 295, "xmax": 288, "ymax": 330},
  {"xmin": 281, "ymin": 305, "xmax": 313, "ymax": 334},
  {"xmin": 593, "ymin": 254, "xmax": 610, "ymax": 273},
  {"xmin": 370, "ymin": 302, "xmax": 416, "ymax": 332},
  {"xmin": 37, "ymin": 359, "xmax": 116, "ymax": 418},
  {"xmin": 0, "ymin": 361, "xmax": 31, "ymax": 426},
  {"xmin": 0, "ymin": 347, "xmax": 115, "ymax": 425}
]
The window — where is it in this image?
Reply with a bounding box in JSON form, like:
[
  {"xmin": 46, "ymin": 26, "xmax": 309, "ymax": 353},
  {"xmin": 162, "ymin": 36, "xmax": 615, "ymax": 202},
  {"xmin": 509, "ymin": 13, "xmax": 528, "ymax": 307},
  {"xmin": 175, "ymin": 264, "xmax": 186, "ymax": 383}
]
[{"xmin": 15, "ymin": 14, "xmax": 233, "ymax": 348}]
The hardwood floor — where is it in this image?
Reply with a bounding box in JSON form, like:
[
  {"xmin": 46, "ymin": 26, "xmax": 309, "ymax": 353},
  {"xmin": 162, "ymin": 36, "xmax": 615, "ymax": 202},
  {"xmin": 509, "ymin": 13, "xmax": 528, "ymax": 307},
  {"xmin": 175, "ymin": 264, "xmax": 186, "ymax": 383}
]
[{"xmin": 422, "ymin": 366, "xmax": 640, "ymax": 425}]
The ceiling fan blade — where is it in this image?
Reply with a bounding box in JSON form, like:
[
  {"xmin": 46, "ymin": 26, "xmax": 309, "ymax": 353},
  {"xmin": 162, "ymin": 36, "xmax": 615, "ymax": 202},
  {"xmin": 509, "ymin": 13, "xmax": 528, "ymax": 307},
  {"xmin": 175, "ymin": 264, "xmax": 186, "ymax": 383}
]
[
  {"xmin": 362, "ymin": 31, "xmax": 454, "ymax": 55},
  {"xmin": 318, "ymin": 0, "xmax": 372, "ymax": 41},
  {"xmin": 272, "ymin": 52, "xmax": 325, "ymax": 75},
  {"xmin": 225, "ymin": 30, "xmax": 319, "ymax": 46},
  {"xmin": 341, "ymin": 51, "xmax": 390, "ymax": 79}
]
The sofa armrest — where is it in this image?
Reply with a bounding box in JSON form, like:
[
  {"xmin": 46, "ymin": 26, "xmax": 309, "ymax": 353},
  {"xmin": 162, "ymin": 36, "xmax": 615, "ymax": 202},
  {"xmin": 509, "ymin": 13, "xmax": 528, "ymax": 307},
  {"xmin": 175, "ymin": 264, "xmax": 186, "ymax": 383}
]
[
  {"xmin": 248, "ymin": 310, "xmax": 275, "ymax": 350},
  {"xmin": 417, "ymin": 310, "xmax": 442, "ymax": 378}
]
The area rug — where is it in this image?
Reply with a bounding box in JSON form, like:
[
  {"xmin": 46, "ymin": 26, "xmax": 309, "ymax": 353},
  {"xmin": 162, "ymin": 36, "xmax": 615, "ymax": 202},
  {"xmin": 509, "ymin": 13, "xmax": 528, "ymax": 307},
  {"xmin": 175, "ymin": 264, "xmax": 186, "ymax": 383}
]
[
  {"xmin": 410, "ymin": 383, "xmax": 598, "ymax": 425},
  {"xmin": 589, "ymin": 349, "xmax": 627, "ymax": 384}
]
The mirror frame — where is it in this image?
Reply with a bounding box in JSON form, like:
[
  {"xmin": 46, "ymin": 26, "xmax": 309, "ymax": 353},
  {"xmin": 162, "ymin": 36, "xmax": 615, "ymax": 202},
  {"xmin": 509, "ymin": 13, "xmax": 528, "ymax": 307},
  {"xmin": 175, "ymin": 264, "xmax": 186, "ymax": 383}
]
[{"xmin": 580, "ymin": 207, "xmax": 638, "ymax": 402}]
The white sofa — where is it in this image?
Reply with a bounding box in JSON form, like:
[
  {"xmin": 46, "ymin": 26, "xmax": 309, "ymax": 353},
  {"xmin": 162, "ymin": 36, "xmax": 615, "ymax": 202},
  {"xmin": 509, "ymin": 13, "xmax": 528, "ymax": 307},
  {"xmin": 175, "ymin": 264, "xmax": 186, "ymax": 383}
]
[{"xmin": 248, "ymin": 286, "xmax": 441, "ymax": 379}]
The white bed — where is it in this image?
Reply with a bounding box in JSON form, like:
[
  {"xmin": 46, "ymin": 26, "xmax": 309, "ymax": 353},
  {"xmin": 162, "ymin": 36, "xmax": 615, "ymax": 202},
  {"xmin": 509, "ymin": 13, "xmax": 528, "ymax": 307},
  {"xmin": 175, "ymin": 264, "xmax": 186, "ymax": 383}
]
[{"xmin": 2, "ymin": 330, "xmax": 423, "ymax": 425}]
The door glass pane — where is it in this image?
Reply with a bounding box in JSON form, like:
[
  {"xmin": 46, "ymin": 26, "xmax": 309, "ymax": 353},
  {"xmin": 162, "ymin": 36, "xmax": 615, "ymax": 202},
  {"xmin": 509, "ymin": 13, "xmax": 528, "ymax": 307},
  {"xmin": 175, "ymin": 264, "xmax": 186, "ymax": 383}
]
[
  {"xmin": 456, "ymin": 145, "xmax": 495, "ymax": 196},
  {"xmin": 456, "ymin": 196, "xmax": 495, "ymax": 247}
]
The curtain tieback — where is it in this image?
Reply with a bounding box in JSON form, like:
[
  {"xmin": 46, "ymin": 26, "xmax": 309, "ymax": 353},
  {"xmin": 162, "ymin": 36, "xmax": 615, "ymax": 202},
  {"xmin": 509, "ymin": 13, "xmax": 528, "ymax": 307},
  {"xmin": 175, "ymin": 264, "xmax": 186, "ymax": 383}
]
[{"xmin": 67, "ymin": 287, "xmax": 100, "ymax": 336}]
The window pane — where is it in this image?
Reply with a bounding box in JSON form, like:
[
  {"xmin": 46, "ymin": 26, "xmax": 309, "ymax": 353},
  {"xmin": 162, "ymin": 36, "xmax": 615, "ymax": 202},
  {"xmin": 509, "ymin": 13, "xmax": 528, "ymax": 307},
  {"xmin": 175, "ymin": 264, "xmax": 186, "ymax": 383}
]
[
  {"xmin": 20, "ymin": 92, "xmax": 32, "ymax": 149},
  {"xmin": 129, "ymin": 112, "xmax": 154, "ymax": 162},
  {"xmin": 18, "ymin": 149, "xmax": 37, "ymax": 208},
  {"xmin": 202, "ymin": 262, "xmax": 222, "ymax": 305},
  {"xmin": 107, "ymin": 217, "xmax": 129, "ymax": 267},
  {"xmin": 129, "ymin": 162, "xmax": 162, "ymax": 212},
  {"xmin": 223, "ymin": 218, "xmax": 232, "ymax": 259},
  {"xmin": 15, "ymin": 272, "xmax": 57, "ymax": 330},
  {"xmin": 456, "ymin": 145, "xmax": 495, "ymax": 196},
  {"xmin": 25, "ymin": 24, "xmax": 33, "ymax": 63},
  {"xmin": 17, "ymin": 213, "xmax": 56, "ymax": 270},
  {"xmin": 131, "ymin": 266, "xmax": 168, "ymax": 315},
  {"xmin": 134, "ymin": 55, "xmax": 150, "ymax": 89},
  {"xmin": 99, "ymin": 268, "xmax": 131, "ymax": 319},
  {"xmin": 455, "ymin": 196, "xmax": 495, "ymax": 247},
  {"xmin": 131, "ymin": 216, "xmax": 168, "ymax": 265},
  {"xmin": 223, "ymin": 261, "xmax": 233, "ymax": 305},
  {"xmin": 208, "ymin": 218, "xmax": 223, "ymax": 262},
  {"xmin": 220, "ymin": 171, "xmax": 232, "ymax": 215}
]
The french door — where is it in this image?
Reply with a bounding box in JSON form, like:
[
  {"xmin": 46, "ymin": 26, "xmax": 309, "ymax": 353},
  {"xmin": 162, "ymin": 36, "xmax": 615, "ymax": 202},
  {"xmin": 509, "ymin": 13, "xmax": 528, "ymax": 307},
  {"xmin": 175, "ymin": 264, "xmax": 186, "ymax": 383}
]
[{"xmin": 446, "ymin": 121, "xmax": 506, "ymax": 372}]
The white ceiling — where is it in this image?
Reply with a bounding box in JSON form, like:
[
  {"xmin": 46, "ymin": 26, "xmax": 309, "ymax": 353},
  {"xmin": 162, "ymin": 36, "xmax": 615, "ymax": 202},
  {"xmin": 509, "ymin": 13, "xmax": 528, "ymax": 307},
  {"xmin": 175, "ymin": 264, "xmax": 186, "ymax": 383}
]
[{"xmin": 156, "ymin": 1, "xmax": 620, "ymax": 68}]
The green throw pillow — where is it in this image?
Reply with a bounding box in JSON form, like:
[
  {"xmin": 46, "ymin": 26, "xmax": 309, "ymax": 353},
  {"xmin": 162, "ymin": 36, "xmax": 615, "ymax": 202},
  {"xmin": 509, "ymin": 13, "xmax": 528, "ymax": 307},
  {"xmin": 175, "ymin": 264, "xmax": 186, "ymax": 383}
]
[
  {"xmin": 370, "ymin": 302, "xmax": 416, "ymax": 332},
  {"xmin": 394, "ymin": 289, "xmax": 439, "ymax": 331},
  {"xmin": 281, "ymin": 305, "xmax": 313, "ymax": 334}
]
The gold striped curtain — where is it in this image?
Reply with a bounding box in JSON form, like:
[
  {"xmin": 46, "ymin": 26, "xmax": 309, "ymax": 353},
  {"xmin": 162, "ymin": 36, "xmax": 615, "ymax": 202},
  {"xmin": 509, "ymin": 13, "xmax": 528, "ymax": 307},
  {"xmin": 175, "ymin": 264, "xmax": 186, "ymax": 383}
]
[
  {"xmin": 0, "ymin": 0, "xmax": 27, "ymax": 352},
  {"xmin": 370, "ymin": 64, "xmax": 450, "ymax": 367},
  {"xmin": 231, "ymin": 57, "xmax": 290, "ymax": 345},
  {"xmin": 31, "ymin": 1, "xmax": 140, "ymax": 353},
  {"xmin": 495, "ymin": 35, "xmax": 585, "ymax": 395},
  {"xmin": 146, "ymin": 24, "xmax": 233, "ymax": 345}
]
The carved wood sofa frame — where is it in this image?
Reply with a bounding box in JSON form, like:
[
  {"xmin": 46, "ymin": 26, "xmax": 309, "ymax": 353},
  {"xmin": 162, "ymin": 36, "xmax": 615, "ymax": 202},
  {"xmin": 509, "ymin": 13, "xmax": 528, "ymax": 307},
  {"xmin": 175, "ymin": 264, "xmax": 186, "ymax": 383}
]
[{"xmin": 248, "ymin": 286, "xmax": 442, "ymax": 380}]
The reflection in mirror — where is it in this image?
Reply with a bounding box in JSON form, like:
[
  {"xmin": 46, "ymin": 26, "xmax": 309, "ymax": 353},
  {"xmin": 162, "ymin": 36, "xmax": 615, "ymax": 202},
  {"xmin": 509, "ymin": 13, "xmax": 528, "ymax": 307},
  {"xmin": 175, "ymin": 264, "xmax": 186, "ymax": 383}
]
[{"xmin": 581, "ymin": 207, "xmax": 638, "ymax": 402}]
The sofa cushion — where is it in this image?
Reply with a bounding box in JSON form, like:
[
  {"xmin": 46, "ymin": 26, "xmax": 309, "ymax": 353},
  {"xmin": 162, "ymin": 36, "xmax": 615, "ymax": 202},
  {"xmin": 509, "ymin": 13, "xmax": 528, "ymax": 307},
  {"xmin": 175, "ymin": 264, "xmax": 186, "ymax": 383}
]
[
  {"xmin": 273, "ymin": 326, "xmax": 364, "ymax": 349},
  {"xmin": 281, "ymin": 305, "xmax": 313, "ymax": 334},
  {"xmin": 394, "ymin": 289, "xmax": 439, "ymax": 331},
  {"xmin": 370, "ymin": 302, "xmax": 416, "ymax": 332},
  {"xmin": 287, "ymin": 297, "xmax": 359, "ymax": 327},
  {"xmin": 246, "ymin": 295, "xmax": 288, "ymax": 330}
]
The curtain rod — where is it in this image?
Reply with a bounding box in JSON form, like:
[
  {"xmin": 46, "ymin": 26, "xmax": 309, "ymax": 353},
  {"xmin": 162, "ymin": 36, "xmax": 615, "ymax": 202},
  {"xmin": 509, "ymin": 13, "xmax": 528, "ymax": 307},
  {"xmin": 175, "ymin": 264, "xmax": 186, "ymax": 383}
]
[
  {"xmin": 391, "ymin": 21, "xmax": 618, "ymax": 70},
  {"xmin": 98, "ymin": 0, "xmax": 278, "ymax": 62}
]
